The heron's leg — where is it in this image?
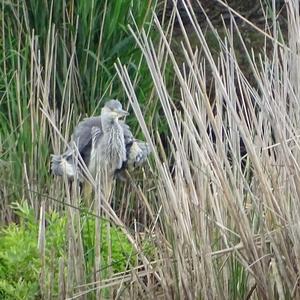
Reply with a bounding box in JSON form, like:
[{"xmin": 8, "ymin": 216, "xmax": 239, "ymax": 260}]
[
  {"xmin": 102, "ymin": 170, "xmax": 114, "ymax": 203},
  {"xmin": 79, "ymin": 181, "xmax": 83, "ymax": 194},
  {"xmin": 81, "ymin": 181, "xmax": 94, "ymax": 207},
  {"xmin": 105, "ymin": 179, "xmax": 113, "ymax": 204}
]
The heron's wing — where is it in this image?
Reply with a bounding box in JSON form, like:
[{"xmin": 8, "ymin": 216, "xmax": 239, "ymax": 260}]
[
  {"xmin": 72, "ymin": 116, "xmax": 103, "ymax": 150},
  {"xmin": 51, "ymin": 116, "xmax": 103, "ymax": 179},
  {"xmin": 120, "ymin": 121, "xmax": 134, "ymax": 146},
  {"xmin": 114, "ymin": 139, "xmax": 151, "ymax": 180},
  {"xmin": 127, "ymin": 140, "xmax": 151, "ymax": 167},
  {"xmin": 119, "ymin": 121, "xmax": 151, "ymax": 167},
  {"xmin": 66, "ymin": 116, "xmax": 103, "ymax": 165},
  {"xmin": 73, "ymin": 118, "xmax": 131, "ymax": 149}
]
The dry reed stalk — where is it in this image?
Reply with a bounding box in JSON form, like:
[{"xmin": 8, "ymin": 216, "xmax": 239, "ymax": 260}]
[{"xmin": 113, "ymin": 1, "xmax": 300, "ymax": 298}]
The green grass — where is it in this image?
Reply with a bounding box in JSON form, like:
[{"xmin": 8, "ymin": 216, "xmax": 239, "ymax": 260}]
[{"xmin": 0, "ymin": 201, "xmax": 138, "ymax": 299}]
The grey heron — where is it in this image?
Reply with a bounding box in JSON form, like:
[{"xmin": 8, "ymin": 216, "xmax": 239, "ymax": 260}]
[{"xmin": 51, "ymin": 100, "xmax": 150, "ymax": 187}]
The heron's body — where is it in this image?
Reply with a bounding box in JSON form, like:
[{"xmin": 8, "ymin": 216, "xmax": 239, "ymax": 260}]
[
  {"xmin": 51, "ymin": 100, "xmax": 150, "ymax": 185},
  {"xmin": 89, "ymin": 116, "xmax": 126, "ymax": 179}
]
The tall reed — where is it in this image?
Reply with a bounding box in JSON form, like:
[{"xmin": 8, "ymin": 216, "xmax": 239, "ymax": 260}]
[{"xmin": 115, "ymin": 1, "xmax": 300, "ymax": 298}]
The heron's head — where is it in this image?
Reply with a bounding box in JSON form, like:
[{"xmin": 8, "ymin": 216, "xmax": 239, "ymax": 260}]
[{"xmin": 101, "ymin": 99, "xmax": 128, "ymax": 120}]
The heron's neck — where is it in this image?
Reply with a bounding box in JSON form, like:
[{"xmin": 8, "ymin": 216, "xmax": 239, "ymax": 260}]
[{"xmin": 101, "ymin": 116, "xmax": 119, "ymax": 133}]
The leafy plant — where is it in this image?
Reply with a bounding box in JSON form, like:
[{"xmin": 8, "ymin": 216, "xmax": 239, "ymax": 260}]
[
  {"xmin": 0, "ymin": 202, "xmax": 136, "ymax": 299},
  {"xmin": 0, "ymin": 203, "xmax": 40, "ymax": 299}
]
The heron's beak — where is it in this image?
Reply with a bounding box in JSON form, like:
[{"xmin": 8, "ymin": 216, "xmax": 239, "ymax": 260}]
[{"xmin": 116, "ymin": 109, "xmax": 129, "ymax": 117}]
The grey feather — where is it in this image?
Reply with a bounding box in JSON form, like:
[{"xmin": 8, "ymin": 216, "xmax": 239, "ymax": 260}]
[
  {"xmin": 51, "ymin": 154, "xmax": 65, "ymax": 177},
  {"xmin": 51, "ymin": 99, "xmax": 150, "ymax": 181},
  {"xmin": 125, "ymin": 140, "xmax": 150, "ymax": 168}
]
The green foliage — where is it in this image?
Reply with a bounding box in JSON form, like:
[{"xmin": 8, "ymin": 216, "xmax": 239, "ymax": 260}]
[
  {"xmin": 0, "ymin": 203, "xmax": 40, "ymax": 299},
  {"xmin": 228, "ymin": 256, "xmax": 248, "ymax": 300},
  {"xmin": 82, "ymin": 214, "xmax": 134, "ymax": 275},
  {"xmin": 0, "ymin": 202, "xmax": 135, "ymax": 299},
  {"xmin": 0, "ymin": 0, "xmax": 156, "ymax": 209}
]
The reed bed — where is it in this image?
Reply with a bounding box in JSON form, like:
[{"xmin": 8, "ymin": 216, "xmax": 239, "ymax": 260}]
[
  {"xmin": 1, "ymin": 0, "xmax": 300, "ymax": 299},
  {"xmin": 116, "ymin": 1, "xmax": 300, "ymax": 298}
]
